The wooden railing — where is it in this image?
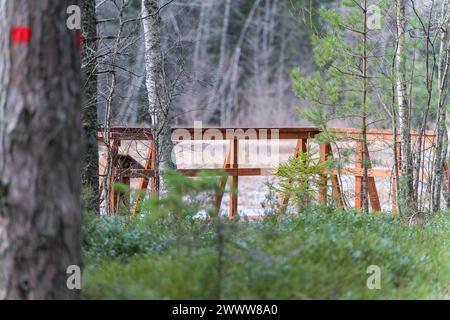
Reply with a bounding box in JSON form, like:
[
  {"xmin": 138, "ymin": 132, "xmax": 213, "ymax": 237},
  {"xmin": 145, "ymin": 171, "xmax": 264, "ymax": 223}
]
[{"xmin": 98, "ymin": 127, "xmax": 438, "ymax": 217}]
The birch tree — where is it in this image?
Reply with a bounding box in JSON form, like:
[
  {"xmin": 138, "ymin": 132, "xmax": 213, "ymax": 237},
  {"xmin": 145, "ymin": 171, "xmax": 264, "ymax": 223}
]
[
  {"xmin": 0, "ymin": 0, "xmax": 82, "ymax": 299},
  {"xmin": 142, "ymin": 0, "xmax": 176, "ymax": 196},
  {"xmin": 395, "ymin": 0, "xmax": 415, "ymax": 214},
  {"xmin": 432, "ymin": 0, "xmax": 450, "ymax": 211}
]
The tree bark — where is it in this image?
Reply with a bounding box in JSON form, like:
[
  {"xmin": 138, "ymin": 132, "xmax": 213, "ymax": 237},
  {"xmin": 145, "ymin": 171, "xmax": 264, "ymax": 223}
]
[
  {"xmin": 206, "ymin": 0, "xmax": 231, "ymax": 125},
  {"xmin": 395, "ymin": 0, "xmax": 414, "ymax": 214},
  {"xmin": 432, "ymin": 0, "xmax": 450, "ymax": 212},
  {"xmin": 0, "ymin": 0, "xmax": 83, "ymax": 299},
  {"xmin": 142, "ymin": 0, "xmax": 175, "ymax": 196},
  {"xmin": 81, "ymin": 0, "xmax": 100, "ymax": 213},
  {"xmin": 361, "ymin": 0, "xmax": 369, "ymax": 214}
]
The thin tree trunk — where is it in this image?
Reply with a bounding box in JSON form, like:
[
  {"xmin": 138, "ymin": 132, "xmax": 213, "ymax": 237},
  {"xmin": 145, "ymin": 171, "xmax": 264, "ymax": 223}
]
[
  {"xmin": 362, "ymin": 0, "xmax": 369, "ymax": 214},
  {"xmin": 82, "ymin": 0, "xmax": 100, "ymax": 213},
  {"xmin": 206, "ymin": 0, "xmax": 231, "ymax": 125},
  {"xmin": 0, "ymin": 0, "xmax": 82, "ymax": 299},
  {"xmin": 142, "ymin": 0, "xmax": 175, "ymax": 196},
  {"xmin": 432, "ymin": 1, "xmax": 450, "ymax": 212},
  {"xmin": 396, "ymin": 0, "xmax": 414, "ymax": 214}
]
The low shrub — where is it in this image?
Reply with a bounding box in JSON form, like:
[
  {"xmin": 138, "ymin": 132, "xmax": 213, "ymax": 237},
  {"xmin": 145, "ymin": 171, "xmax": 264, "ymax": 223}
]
[{"xmin": 82, "ymin": 209, "xmax": 449, "ymax": 299}]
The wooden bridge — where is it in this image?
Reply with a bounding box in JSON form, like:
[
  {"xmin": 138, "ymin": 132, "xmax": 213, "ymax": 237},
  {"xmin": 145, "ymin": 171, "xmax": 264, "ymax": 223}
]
[{"xmin": 98, "ymin": 127, "xmax": 439, "ymax": 217}]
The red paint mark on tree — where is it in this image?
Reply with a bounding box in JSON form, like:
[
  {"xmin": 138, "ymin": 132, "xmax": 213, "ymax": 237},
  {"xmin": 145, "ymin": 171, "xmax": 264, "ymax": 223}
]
[
  {"xmin": 11, "ymin": 27, "xmax": 32, "ymax": 44},
  {"xmin": 76, "ymin": 31, "xmax": 84, "ymax": 49}
]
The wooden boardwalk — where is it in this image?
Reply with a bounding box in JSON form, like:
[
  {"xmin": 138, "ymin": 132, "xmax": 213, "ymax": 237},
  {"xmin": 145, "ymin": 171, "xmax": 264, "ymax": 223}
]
[{"xmin": 98, "ymin": 127, "xmax": 439, "ymax": 217}]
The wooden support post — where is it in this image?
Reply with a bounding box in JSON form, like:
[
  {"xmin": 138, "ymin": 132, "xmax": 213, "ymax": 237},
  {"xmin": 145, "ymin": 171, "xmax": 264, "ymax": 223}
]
[
  {"xmin": 109, "ymin": 140, "xmax": 120, "ymax": 214},
  {"xmin": 355, "ymin": 141, "xmax": 363, "ymax": 209},
  {"xmin": 331, "ymin": 175, "xmax": 344, "ymax": 208},
  {"xmin": 367, "ymin": 178, "xmax": 381, "ymax": 211},
  {"xmin": 214, "ymin": 144, "xmax": 231, "ymax": 212},
  {"xmin": 132, "ymin": 142, "xmax": 156, "ymax": 215},
  {"xmin": 365, "ymin": 145, "xmax": 381, "ymax": 212},
  {"xmin": 295, "ymin": 138, "xmax": 308, "ymax": 158},
  {"xmin": 325, "ymin": 144, "xmax": 344, "ymax": 208},
  {"xmin": 319, "ymin": 144, "xmax": 330, "ymax": 204},
  {"xmin": 353, "ymin": 141, "xmax": 380, "ymax": 212},
  {"xmin": 229, "ymin": 137, "xmax": 239, "ymax": 219}
]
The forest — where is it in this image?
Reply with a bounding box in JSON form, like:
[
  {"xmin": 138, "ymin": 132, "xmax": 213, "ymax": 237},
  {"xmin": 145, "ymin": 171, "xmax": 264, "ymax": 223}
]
[{"xmin": 0, "ymin": 0, "xmax": 449, "ymax": 301}]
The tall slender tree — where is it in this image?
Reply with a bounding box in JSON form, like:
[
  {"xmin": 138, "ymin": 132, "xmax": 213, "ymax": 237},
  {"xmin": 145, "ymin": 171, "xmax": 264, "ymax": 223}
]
[
  {"xmin": 395, "ymin": 0, "xmax": 414, "ymax": 214},
  {"xmin": 432, "ymin": 0, "xmax": 450, "ymax": 212},
  {"xmin": 142, "ymin": 0, "xmax": 176, "ymax": 196},
  {"xmin": 291, "ymin": 0, "xmax": 382, "ymax": 213},
  {"xmin": 81, "ymin": 0, "xmax": 100, "ymax": 213},
  {"xmin": 0, "ymin": 0, "xmax": 82, "ymax": 299}
]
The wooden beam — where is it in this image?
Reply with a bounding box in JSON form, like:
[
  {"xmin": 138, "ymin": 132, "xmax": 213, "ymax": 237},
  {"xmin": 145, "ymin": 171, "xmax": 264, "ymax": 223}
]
[
  {"xmin": 331, "ymin": 175, "xmax": 344, "ymax": 208},
  {"xmin": 109, "ymin": 140, "xmax": 120, "ymax": 214},
  {"xmin": 229, "ymin": 137, "xmax": 239, "ymax": 219},
  {"xmin": 214, "ymin": 145, "xmax": 231, "ymax": 213},
  {"xmin": 99, "ymin": 127, "xmax": 321, "ymax": 141},
  {"xmin": 365, "ymin": 145, "xmax": 381, "ymax": 212},
  {"xmin": 115, "ymin": 168, "xmax": 267, "ymax": 178},
  {"xmin": 132, "ymin": 142, "xmax": 155, "ymax": 215},
  {"xmin": 99, "ymin": 127, "xmax": 436, "ymax": 142}
]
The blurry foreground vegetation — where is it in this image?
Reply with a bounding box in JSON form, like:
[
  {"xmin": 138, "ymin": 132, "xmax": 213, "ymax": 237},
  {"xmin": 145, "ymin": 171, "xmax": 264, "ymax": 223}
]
[{"xmin": 81, "ymin": 171, "xmax": 449, "ymax": 299}]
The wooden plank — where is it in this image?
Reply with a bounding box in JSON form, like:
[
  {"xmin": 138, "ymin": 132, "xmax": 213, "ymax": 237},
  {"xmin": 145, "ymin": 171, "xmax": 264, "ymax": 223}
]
[
  {"xmin": 132, "ymin": 142, "xmax": 156, "ymax": 215},
  {"xmin": 353, "ymin": 141, "xmax": 381, "ymax": 212},
  {"xmin": 115, "ymin": 168, "xmax": 265, "ymax": 178},
  {"xmin": 109, "ymin": 140, "xmax": 120, "ymax": 214},
  {"xmin": 115, "ymin": 167, "xmax": 393, "ymax": 179},
  {"xmin": 99, "ymin": 127, "xmax": 321, "ymax": 141},
  {"xmin": 331, "ymin": 175, "xmax": 344, "ymax": 208},
  {"xmin": 330, "ymin": 127, "xmax": 436, "ymax": 141},
  {"xmin": 331, "ymin": 168, "xmax": 393, "ymax": 177},
  {"xmin": 214, "ymin": 145, "xmax": 231, "ymax": 212},
  {"xmin": 229, "ymin": 137, "xmax": 239, "ymax": 219},
  {"xmin": 367, "ymin": 177, "xmax": 381, "ymax": 212},
  {"xmin": 99, "ymin": 127, "xmax": 436, "ymax": 141},
  {"xmin": 138, "ymin": 142, "xmax": 155, "ymax": 190}
]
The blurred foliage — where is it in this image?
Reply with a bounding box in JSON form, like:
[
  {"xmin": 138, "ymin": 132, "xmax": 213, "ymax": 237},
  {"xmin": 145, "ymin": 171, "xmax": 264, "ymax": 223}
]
[
  {"xmin": 82, "ymin": 209, "xmax": 449, "ymax": 299},
  {"xmin": 83, "ymin": 170, "xmax": 227, "ymax": 263}
]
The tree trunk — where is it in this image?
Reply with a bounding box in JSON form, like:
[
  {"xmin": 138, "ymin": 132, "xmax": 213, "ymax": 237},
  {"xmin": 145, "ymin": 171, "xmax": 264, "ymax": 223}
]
[
  {"xmin": 395, "ymin": 0, "xmax": 414, "ymax": 214},
  {"xmin": 142, "ymin": 0, "xmax": 175, "ymax": 196},
  {"xmin": 206, "ymin": 0, "xmax": 231, "ymax": 125},
  {"xmin": 362, "ymin": 0, "xmax": 369, "ymax": 214},
  {"xmin": 81, "ymin": 0, "xmax": 100, "ymax": 213},
  {"xmin": 432, "ymin": 1, "xmax": 450, "ymax": 212},
  {"xmin": 0, "ymin": 0, "xmax": 83, "ymax": 299}
]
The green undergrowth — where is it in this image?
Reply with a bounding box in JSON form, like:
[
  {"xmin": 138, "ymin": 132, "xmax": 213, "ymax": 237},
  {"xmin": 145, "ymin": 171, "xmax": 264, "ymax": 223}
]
[{"xmin": 81, "ymin": 209, "xmax": 449, "ymax": 299}]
